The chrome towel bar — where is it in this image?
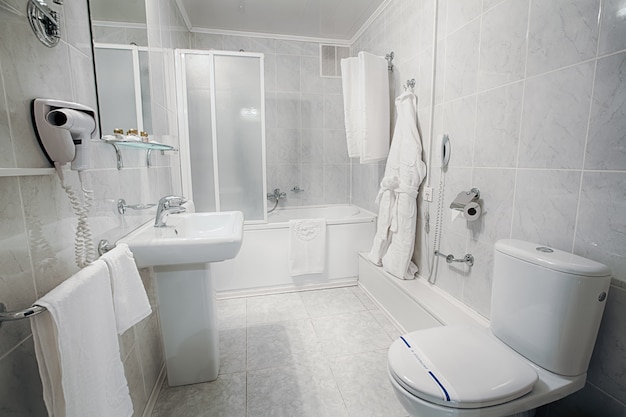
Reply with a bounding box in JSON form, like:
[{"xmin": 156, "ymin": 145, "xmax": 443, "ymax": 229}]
[{"xmin": 0, "ymin": 302, "xmax": 46, "ymax": 327}]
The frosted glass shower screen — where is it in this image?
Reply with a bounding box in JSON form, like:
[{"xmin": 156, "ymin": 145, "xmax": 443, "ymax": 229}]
[{"xmin": 178, "ymin": 50, "xmax": 267, "ymax": 222}]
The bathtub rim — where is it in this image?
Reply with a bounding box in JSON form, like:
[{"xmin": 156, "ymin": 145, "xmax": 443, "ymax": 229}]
[{"xmin": 247, "ymin": 204, "xmax": 376, "ymax": 230}]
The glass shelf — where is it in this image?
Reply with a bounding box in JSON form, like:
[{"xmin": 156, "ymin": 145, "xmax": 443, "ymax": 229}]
[{"xmin": 102, "ymin": 139, "xmax": 177, "ymax": 169}]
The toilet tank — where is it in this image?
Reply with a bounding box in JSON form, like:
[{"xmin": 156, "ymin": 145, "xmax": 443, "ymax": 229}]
[{"xmin": 490, "ymin": 239, "xmax": 611, "ymax": 377}]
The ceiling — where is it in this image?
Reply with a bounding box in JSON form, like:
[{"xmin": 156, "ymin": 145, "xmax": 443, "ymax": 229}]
[{"xmin": 90, "ymin": 0, "xmax": 388, "ymax": 41}]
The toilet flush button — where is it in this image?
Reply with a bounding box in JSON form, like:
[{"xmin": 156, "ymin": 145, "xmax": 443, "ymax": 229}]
[{"xmin": 536, "ymin": 246, "xmax": 553, "ymax": 253}]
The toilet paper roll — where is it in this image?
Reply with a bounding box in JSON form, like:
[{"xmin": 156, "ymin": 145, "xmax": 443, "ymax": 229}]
[{"xmin": 463, "ymin": 201, "xmax": 481, "ymax": 221}]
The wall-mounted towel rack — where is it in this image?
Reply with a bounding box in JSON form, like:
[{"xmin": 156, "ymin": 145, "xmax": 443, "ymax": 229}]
[
  {"xmin": 405, "ymin": 78, "xmax": 416, "ymax": 91},
  {"xmin": 0, "ymin": 302, "xmax": 46, "ymax": 327}
]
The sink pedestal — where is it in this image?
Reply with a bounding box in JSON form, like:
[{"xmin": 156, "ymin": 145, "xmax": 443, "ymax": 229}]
[{"xmin": 155, "ymin": 263, "xmax": 219, "ymax": 387}]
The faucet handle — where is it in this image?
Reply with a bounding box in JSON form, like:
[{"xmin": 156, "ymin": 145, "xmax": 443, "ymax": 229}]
[{"xmin": 159, "ymin": 195, "xmax": 187, "ymax": 208}]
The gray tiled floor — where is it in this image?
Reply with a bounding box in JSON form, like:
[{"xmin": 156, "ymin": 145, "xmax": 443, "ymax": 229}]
[{"xmin": 151, "ymin": 286, "xmax": 409, "ymax": 417}]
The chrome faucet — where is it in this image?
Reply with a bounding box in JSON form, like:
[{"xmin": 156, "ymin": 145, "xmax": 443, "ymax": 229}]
[{"xmin": 154, "ymin": 195, "xmax": 187, "ymax": 227}]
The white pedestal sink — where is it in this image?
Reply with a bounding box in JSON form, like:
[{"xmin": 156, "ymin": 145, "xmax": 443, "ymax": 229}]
[{"xmin": 118, "ymin": 211, "xmax": 244, "ymax": 386}]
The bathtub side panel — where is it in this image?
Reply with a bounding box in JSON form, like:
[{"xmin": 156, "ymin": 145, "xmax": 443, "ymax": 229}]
[{"xmin": 212, "ymin": 220, "xmax": 375, "ymax": 294}]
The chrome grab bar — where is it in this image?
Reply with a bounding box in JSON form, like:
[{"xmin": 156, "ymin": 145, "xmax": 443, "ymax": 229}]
[
  {"xmin": 0, "ymin": 303, "xmax": 46, "ymax": 327},
  {"xmin": 435, "ymin": 250, "xmax": 474, "ymax": 267}
]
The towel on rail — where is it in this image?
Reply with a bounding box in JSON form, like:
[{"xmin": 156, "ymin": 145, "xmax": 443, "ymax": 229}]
[
  {"xmin": 31, "ymin": 260, "xmax": 133, "ymax": 417},
  {"xmin": 100, "ymin": 243, "xmax": 152, "ymax": 334},
  {"xmin": 288, "ymin": 218, "xmax": 327, "ymax": 276},
  {"xmin": 341, "ymin": 52, "xmax": 390, "ymax": 163}
]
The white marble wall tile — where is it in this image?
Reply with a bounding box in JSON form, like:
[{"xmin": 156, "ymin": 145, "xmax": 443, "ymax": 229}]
[
  {"xmin": 518, "ymin": 61, "xmax": 594, "ymax": 169},
  {"xmin": 125, "ymin": 28, "xmax": 149, "ymax": 47},
  {"xmin": 323, "ymin": 129, "xmax": 348, "ymax": 165},
  {"xmin": 511, "ymin": 169, "xmax": 581, "ymax": 251},
  {"xmin": 0, "ymin": 66, "xmax": 15, "ymax": 168},
  {"xmin": 92, "ymin": 25, "xmax": 127, "ymax": 44},
  {"xmin": 474, "ymin": 81, "xmax": 523, "ymax": 168},
  {"xmin": 463, "ymin": 238, "xmax": 494, "ymax": 318},
  {"xmin": 301, "ymin": 129, "xmax": 324, "ymax": 164},
  {"xmin": 442, "ymin": 95, "xmax": 477, "ymax": 168},
  {"xmin": 444, "ymin": 19, "xmax": 480, "ymax": 101},
  {"xmin": 276, "ymin": 40, "xmax": 319, "ymax": 57},
  {"xmin": 191, "ymin": 33, "xmax": 223, "ymax": 50},
  {"xmin": 446, "ymin": 0, "xmax": 482, "ymax": 35},
  {"xmin": 585, "ymin": 52, "xmax": 626, "ymax": 170},
  {"xmin": 526, "ymin": 0, "xmax": 601, "ymax": 76},
  {"xmin": 275, "ymin": 92, "xmax": 301, "ymax": 129},
  {"xmin": 323, "ymin": 164, "xmax": 349, "ymax": 203},
  {"xmin": 598, "ymin": 0, "xmax": 626, "ymax": 55},
  {"xmin": 276, "ymin": 55, "xmax": 300, "ymax": 92},
  {"xmin": 0, "ymin": 177, "xmax": 35, "ymax": 358},
  {"xmin": 478, "ymin": 0, "xmax": 529, "ymax": 91},
  {"xmin": 266, "ymin": 128, "xmax": 300, "ymax": 165},
  {"xmin": 250, "ymin": 37, "xmax": 276, "ymax": 54},
  {"xmin": 587, "ymin": 285, "xmax": 626, "ymax": 404},
  {"xmin": 0, "ymin": 20, "xmax": 73, "ymax": 168},
  {"xmin": 574, "ymin": 172, "xmax": 626, "ymax": 283},
  {"xmin": 300, "ymin": 163, "xmax": 325, "ymax": 205},
  {"xmin": 433, "ymin": 229, "xmax": 468, "ymax": 299},
  {"xmin": 222, "ymin": 34, "xmax": 250, "ymax": 52},
  {"xmin": 323, "ymin": 94, "xmax": 344, "ymax": 130},
  {"xmin": 63, "ymin": 0, "xmax": 92, "ymax": 56},
  {"xmin": 300, "ymin": 56, "xmax": 323, "ymax": 94},
  {"xmin": 0, "ymin": 338, "xmax": 47, "ymax": 416},
  {"xmin": 68, "ymin": 47, "xmax": 98, "ymax": 117},
  {"xmin": 301, "ymin": 93, "xmax": 324, "ymax": 129},
  {"xmin": 470, "ymin": 168, "xmax": 516, "ymax": 246},
  {"xmin": 323, "ymin": 77, "xmax": 342, "ymax": 95},
  {"xmin": 264, "ymin": 91, "xmax": 277, "ymax": 127},
  {"xmin": 330, "ymin": 350, "xmax": 407, "ymax": 417},
  {"xmin": 123, "ymin": 347, "xmax": 149, "ymax": 416},
  {"xmin": 434, "ymin": 39, "xmax": 447, "ymax": 105}
]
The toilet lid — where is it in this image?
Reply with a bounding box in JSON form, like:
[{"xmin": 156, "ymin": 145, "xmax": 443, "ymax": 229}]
[{"xmin": 388, "ymin": 326, "xmax": 538, "ymax": 409}]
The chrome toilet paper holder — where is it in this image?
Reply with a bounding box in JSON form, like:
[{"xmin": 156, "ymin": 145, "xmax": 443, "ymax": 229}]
[{"xmin": 450, "ymin": 187, "xmax": 480, "ymax": 211}]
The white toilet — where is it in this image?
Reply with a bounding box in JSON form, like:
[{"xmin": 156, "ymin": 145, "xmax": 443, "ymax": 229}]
[{"xmin": 388, "ymin": 239, "xmax": 611, "ymax": 417}]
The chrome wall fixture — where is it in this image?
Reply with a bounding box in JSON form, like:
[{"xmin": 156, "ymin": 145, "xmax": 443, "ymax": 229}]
[
  {"xmin": 404, "ymin": 78, "xmax": 416, "ymax": 91},
  {"xmin": 0, "ymin": 302, "xmax": 46, "ymax": 328},
  {"xmin": 385, "ymin": 51, "xmax": 394, "ymax": 71},
  {"xmin": 435, "ymin": 250, "xmax": 475, "ymax": 267},
  {"xmin": 27, "ymin": 0, "xmax": 63, "ymax": 47}
]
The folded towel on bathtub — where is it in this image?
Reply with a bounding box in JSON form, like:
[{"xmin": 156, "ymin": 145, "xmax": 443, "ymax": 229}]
[{"xmin": 288, "ymin": 218, "xmax": 327, "ymax": 276}]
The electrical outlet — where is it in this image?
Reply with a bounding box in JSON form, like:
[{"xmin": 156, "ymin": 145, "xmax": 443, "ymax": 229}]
[{"xmin": 423, "ymin": 186, "xmax": 433, "ymax": 202}]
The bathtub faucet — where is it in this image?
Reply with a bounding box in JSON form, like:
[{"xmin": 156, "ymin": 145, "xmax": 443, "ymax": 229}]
[
  {"xmin": 267, "ymin": 188, "xmax": 286, "ymax": 213},
  {"xmin": 155, "ymin": 195, "xmax": 187, "ymax": 227}
]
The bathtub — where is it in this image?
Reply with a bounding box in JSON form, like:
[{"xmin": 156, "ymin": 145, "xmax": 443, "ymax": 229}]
[{"xmin": 212, "ymin": 205, "xmax": 376, "ymax": 297}]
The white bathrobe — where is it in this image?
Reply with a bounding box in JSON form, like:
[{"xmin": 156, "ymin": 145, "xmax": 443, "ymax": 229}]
[{"xmin": 368, "ymin": 91, "xmax": 426, "ymax": 279}]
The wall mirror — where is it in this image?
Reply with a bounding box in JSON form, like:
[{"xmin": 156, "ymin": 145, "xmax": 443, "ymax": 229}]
[{"xmin": 88, "ymin": 0, "xmax": 152, "ymax": 137}]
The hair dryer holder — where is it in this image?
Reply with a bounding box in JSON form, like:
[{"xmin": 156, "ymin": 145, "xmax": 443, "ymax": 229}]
[{"xmin": 31, "ymin": 98, "xmax": 97, "ymax": 171}]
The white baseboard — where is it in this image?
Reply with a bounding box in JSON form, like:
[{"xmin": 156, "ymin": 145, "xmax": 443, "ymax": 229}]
[{"xmin": 141, "ymin": 364, "xmax": 166, "ymax": 417}]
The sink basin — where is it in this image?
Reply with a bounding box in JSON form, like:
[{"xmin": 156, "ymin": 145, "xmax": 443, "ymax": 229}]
[{"xmin": 119, "ymin": 211, "xmax": 244, "ymax": 267}]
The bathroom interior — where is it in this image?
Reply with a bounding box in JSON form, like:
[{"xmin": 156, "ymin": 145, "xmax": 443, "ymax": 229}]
[{"xmin": 0, "ymin": 0, "xmax": 625, "ymax": 415}]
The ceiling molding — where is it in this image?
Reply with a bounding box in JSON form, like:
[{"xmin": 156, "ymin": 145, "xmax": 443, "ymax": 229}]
[
  {"xmin": 191, "ymin": 27, "xmax": 352, "ymax": 46},
  {"xmin": 350, "ymin": 0, "xmax": 393, "ymax": 45}
]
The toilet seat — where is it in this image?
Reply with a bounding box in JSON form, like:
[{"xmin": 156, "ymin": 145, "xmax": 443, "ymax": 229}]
[{"xmin": 388, "ymin": 326, "xmax": 538, "ymax": 409}]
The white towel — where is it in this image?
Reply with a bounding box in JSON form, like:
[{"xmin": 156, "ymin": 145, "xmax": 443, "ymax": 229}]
[
  {"xmin": 341, "ymin": 56, "xmax": 363, "ymax": 158},
  {"xmin": 288, "ymin": 218, "xmax": 327, "ymax": 276},
  {"xmin": 31, "ymin": 260, "xmax": 133, "ymax": 417},
  {"xmin": 100, "ymin": 243, "xmax": 152, "ymax": 334},
  {"xmin": 358, "ymin": 51, "xmax": 390, "ymax": 163}
]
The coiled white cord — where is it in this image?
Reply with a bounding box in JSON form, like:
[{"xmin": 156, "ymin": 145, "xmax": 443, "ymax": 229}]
[{"xmin": 55, "ymin": 163, "xmax": 95, "ymax": 268}]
